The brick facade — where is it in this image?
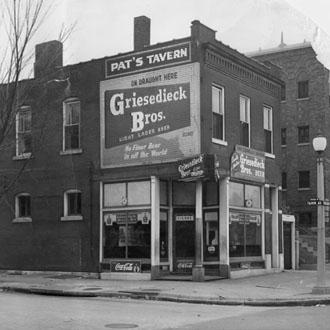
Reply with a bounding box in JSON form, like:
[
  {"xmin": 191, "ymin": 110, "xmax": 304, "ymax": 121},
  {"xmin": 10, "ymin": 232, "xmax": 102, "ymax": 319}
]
[{"xmin": 0, "ymin": 18, "xmax": 283, "ymax": 278}]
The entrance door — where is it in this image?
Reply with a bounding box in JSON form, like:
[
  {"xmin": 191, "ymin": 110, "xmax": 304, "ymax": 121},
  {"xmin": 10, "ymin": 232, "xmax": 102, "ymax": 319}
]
[
  {"xmin": 283, "ymin": 222, "xmax": 292, "ymax": 269},
  {"xmin": 173, "ymin": 209, "xmax": 195, "ymax": 273}
]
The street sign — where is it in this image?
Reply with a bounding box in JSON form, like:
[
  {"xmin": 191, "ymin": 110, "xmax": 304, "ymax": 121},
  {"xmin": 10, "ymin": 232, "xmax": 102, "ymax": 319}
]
[{"xmin": 306, "ymin": 197, "xmax": 330, "ymax": 206}]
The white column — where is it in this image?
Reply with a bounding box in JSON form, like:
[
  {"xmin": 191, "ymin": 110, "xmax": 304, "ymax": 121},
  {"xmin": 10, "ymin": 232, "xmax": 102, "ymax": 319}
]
[
  {"xmin": 151, "ymin": 176, "xmax": 160, "ymax": 279},
  {"xmin": 271, "ymin": 186, "xmax": 279, "ymax": 268},
  {"xmin": 219, "ymin": 177, "xmax": 230, "ymax": 277},
  {"xmin": 192, "ymin": 179, "xmax": 205, "ymax": 281}
]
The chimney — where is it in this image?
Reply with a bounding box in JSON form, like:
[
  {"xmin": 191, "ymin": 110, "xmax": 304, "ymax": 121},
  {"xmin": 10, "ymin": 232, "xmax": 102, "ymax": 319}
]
[
  {"xmin": 134, "ymin": 16, "xmax": 150, "ymax": 51},
  {"xmin": 191, "ymin": 20, "xmax": 216, "ymax": 44},
  {"xmin": 34, "ymin": 40, "xmax": 63, "ymax": 79}
]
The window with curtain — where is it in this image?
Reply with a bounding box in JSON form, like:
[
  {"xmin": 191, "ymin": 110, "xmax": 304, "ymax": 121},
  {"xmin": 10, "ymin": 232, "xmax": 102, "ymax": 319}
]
[
  {"xmin": 240, "ymin": 95, "xmax": 250, "ymax": 147},
  {"xmin": 63, "ymin": 99, "xmax": 80, "ymax": 151}
]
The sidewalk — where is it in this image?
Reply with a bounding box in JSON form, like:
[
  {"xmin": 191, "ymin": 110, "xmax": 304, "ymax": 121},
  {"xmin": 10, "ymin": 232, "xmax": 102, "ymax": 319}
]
[{"xmin": 1, "ymin": 270, "xmax": 330, "ymax": 306}]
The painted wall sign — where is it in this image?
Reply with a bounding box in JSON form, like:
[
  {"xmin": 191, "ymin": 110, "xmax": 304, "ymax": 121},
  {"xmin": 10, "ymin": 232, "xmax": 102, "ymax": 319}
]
[
  {"xmin": 230, "ymin": 145, "xmax": 265, "ymax": 182},
  {"xmin": 100, "ymin": 63, "xmax": 200, "ymax": 168},
  {"xmin": 105, "ymin": 42, "xmax": 191, "ymax": 78},
  {"xmin": 110, "ymin": 261, "xmax": 141, "ymax": 273},
  {"xmin": 177, "ymin": 154, "xmax": 215, "ymax": 181}
]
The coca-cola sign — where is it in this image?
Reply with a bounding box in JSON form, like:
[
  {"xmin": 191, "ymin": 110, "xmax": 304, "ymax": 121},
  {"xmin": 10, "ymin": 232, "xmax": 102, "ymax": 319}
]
[
  {"xmin": 110, "ymin": 261, "xmax": 141, "ymax": 273},
  {"xmin": 177, "ymin": 262, "xmax": 193, "ymax": 269}
]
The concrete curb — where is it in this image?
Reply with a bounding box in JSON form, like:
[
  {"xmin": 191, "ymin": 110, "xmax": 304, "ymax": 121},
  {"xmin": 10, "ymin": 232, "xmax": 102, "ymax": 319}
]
[{"xmin": 2, "ymin": 285, "xmax": 330, "ymax": 307}]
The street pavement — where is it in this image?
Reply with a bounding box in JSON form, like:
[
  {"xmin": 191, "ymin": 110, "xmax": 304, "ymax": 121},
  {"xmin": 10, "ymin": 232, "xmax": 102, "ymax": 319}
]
[{"xmin": 1, "ymin": 269, "xmax": 330, "ymax": 306}]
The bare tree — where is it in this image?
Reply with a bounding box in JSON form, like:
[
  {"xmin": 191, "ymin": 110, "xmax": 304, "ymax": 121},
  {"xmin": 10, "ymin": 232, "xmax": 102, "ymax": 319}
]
[{"xmin": 0, "ymin": 0, "xmax": 72, "ymax": 199}]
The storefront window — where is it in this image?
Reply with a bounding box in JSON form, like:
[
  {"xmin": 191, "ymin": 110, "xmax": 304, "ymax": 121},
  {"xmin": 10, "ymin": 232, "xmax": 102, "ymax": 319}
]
[
  {"xmin": 229, "ymin": 182, "xmax": 262, "ymax": 258},
  {"xmin": 229, "ymin": 212, "xmax": 261, "ymax": 257},
  {"xmin": 103, "ymin": 211, "xmax": 151, "ymax": 259},
  {"xmin": 203, "ymin": 211, "xmax": 219, "ymax": 261}
]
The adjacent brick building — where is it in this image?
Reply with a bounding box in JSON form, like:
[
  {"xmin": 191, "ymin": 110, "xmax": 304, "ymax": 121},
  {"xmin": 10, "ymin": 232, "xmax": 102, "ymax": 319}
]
[
  {"xmin": 250, "ymin": 41, "xmax": 330, "ymax": 267},
  {"xmin": 0, "ymin": 17, "xmax": 284, "ymax": 279}
]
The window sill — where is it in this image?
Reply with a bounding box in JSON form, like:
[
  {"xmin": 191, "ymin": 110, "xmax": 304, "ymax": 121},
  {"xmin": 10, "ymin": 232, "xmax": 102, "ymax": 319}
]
[
  {"xmin": 298, "ymin": 188, "xmax": 311, "ymax": 191},
  {"xmin": 60, "ymin": 149, "xmax": 82, "ymax": 156},
  {"xmin": 297, "ymin": 143, "xmax": 310, "ymax": 146},
  {"xmin": 297, "ymin": 97, "xmax": 309, "ymax": 101},
  {"xmin": 12, "ymin": 153, "xmax": 32, "ymax": 160},
  {"xmin": 13, "ymin": 217, "xmax": 32, "ymax": 223},
  {"xmin": 265, "ymin": 153, "xmax": 275, "ymax": 159},
  {"xmin": 212, "ymin": 138, "xmax": 228, "ymax": 146},
  {"xmin": 61, "ymin": 215, "xmax": 83, "ymax": 221},
  {"xmin": 281, "ymin": 145, "xmax": 287, "ymax": 148}
]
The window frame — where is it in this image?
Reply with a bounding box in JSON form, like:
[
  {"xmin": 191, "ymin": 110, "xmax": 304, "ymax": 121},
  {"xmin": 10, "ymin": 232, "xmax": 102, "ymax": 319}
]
[
  {"xmin": 297, "ymin": 125, "xmax": 309, "ymax": 144},
  {"xmin": 13, "ymin": 193, "xmax": 32, "ymax": 222},
  {"xmin": 61, "ymin": 189, "xmax": 83, "ymax": 221},
  {"xmin": 263, "ymin": 105, "xmax": 273, "ymax": 154},
  {"xmin": 298, "ymin": 171, "xmax": 310, "ymax": 190},
  {"xmin": 212, "ymin": 84, "xmax": 226, "ymax": 145},
  {"xmin": 61, "ymin": 98, "xmax": 82, "ymax": 155},
  {"xmin": 239, "ymin": 95, "xmax": 250, "ymax": 148},
  {"xmin": 281, "ymin": 128, "xmax": 287, "ymax": 146},
  {"xmin": 282, "ymin": 172, "xmax": 287, "ymax": 190},
  {"xmin": 15, "ymin": 106, "xmax": 32, "ymax": 159},
  {"xmin": 297, "ymin": 80, "xmax": 309, "ymax": 99}
]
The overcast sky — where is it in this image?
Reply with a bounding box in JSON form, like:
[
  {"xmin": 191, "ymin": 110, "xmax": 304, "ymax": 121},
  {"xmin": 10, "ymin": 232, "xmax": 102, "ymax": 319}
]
[{"xmin": 23, "ymin": 0, "xmax": 330, "ymax": 67}]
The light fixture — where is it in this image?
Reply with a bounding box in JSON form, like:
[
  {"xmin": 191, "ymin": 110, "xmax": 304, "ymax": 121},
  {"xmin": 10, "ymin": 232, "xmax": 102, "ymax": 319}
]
[{"xmin": 312, "ymin": 131, "xmax": 327, "ymax": 153}]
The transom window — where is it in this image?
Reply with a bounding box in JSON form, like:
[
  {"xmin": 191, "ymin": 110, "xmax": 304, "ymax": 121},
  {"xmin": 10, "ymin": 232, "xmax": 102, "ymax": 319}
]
[
  {"xmin": 104, "ymin": 181, "xmax": 151, "ymax": 207},
  {"xmin": 212, "ymin": 85, "xmax": 225, "ymax": 142},
  {"xmin": 63, "ymin": 99, "xmax": 80, "ymax": 151},
  {"xmin": 16, "ymin": 106, "xmax": 32, "ymax": 156}
]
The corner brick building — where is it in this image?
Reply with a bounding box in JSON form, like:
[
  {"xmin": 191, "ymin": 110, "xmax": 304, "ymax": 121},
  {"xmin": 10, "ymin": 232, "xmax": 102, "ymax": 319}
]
[{"xmin": 0, "ymin": 17, "xmax": 284, "ymax": 280}]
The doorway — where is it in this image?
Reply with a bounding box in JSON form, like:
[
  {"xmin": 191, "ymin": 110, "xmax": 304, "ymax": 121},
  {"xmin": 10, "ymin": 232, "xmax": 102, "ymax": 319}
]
[
  {"xmin": 173, "ymin": 209, "xmax": 195, "ymax": 273},
  {"xmin": 283, "ymin": 221, "xmax": 293, "ymax": 269}
]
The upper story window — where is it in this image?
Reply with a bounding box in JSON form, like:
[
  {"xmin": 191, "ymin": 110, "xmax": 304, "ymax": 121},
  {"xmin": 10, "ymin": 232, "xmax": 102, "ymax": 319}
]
[
  {"xmin": 281, "ymin": 85, "xmax": 286, "ymax": 101},
  {"xmin": 281, "ymin": 128, "xmax": 287, "ymax": 146},
  {"xmin": 282, "ymin": 172, "xmax": 287, "ymax": 190},
  {"xmin": 263, "ymin": 105, "xmax": 273, "ymax": 154},
  {"xmin": 298, "ymin": 171, "xmax": 310, "ymax": 189},
  {"xmin": 297, "ymin": 80, "xmax": 309, "ymax": 99},
  {"xmin": 212, "ymin": 85, "xmax": 225, "ymax": 143},
  {"xmin": 61, "ymin": 189, "xmax": 82, "ymax": 221},
  {"xmin": 240, "ymin": 95, "xmax": 250, "ymax": 148},
  {"xmin": 63, "ymin": 99, "xmax": 81, "ymax": 152},
  {"xmin": 16, "ymin": 106, "xmax": 32, "ymax": 157},
  {"xmin": 14, "ymin": 193, "xmax": 32, "ymax": 222},
  {"xmin": 298, "ymin": 126, "xmax": 309, "ymax": 144}
]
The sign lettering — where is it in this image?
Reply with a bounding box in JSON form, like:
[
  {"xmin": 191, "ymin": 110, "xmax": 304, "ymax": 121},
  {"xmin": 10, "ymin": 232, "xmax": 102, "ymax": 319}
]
[
  {"xmin": 231, "ymin": 145, "xmax": 265, "ymax": 182},
  {"xmin": 110, "ymin": 261, "xmax": 141, "ymax": 273},
  {"xmin": 106, "ymin": 43, "xmax": 191, "ymax": 77}
]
